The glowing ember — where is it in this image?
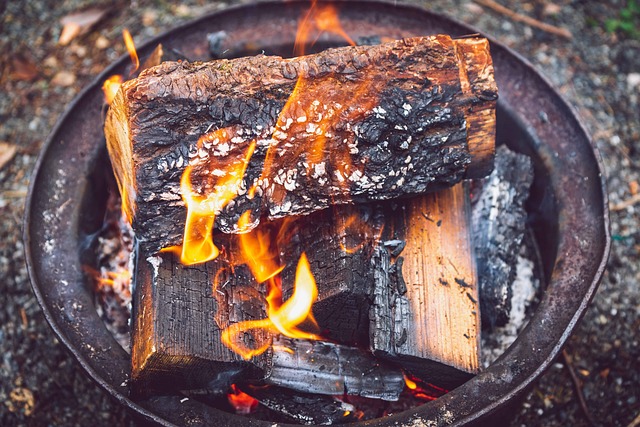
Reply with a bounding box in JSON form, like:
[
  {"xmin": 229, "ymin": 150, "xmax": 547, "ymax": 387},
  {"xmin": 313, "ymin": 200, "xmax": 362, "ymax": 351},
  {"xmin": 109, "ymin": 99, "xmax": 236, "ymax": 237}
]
[
  {"xmin": 227, "ymin": 384, "xmax": 258, "ymax": 414},
  {"xmin": 403, "ymin": 374, "xmax": 449, "ymax": 401}
]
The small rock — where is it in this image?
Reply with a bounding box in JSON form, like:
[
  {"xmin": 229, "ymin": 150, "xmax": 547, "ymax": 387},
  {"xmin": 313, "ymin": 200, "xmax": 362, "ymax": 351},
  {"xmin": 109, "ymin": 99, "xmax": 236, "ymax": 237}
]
[
  {"xmin": 627, "ymin": 72, "xmax": 640, "ymax": 89},
  {"xmin": 95, "ymin": 35, "xmax": 109, "ymax": 50},
  {"xmin": 51, "ymin": 70, "xmax": 76, "ymax": 87}
]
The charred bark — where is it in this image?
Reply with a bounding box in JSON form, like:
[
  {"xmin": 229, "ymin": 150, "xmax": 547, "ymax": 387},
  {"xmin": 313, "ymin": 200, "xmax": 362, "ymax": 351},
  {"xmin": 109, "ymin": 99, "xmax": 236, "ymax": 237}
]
[
  {"xmin": 265, "ymin": 337, "xmax": 405, "ymax": 401},
  {"xmin": 131, "ymin": 248, "xmax": 269, "ymax": 395},
  {"xmin": 471, "ymin": 145, "xmax": 534, "ymax": 330},
  {"xmin": 105, "ymin": 35, "xmax": 497, "ymax": 255}
]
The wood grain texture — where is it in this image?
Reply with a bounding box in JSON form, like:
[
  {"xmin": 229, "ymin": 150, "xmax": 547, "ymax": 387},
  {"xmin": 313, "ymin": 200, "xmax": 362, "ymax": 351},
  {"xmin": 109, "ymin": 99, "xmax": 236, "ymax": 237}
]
[{"xmin": 371, "ymin": 184, "xmax": 481, "ymax": 388}]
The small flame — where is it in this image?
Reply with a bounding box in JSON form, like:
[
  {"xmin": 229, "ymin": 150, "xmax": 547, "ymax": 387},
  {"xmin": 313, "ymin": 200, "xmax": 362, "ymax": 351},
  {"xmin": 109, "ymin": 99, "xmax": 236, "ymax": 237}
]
[
  {"xmin": 227, "ymin": 384, "xmax": 258, "ymax": 414},
  {"xmin": 122, "ymin": 29, "xmax": 139, "ymax": 72},
  {"xmin": 337, "ymin": 208, "xmax": 384, "ymax": 254},
  {"xmin": 101, "ymin": 29, "xmax": 140, "ymax": 106},
  {"xmin": 102, "ymin": 75, "xmax": 123, "ymax": 106},
  {"xmin": 404, "ymin": 374, "xmax": 449, "ymax": 401},
  {"xmin": 294, "ymin": 0, "xmax": 354, "ymax": 56},
  {"xmin": 163, "ymin": 136, "xmax": 256, "ymax": 265}
]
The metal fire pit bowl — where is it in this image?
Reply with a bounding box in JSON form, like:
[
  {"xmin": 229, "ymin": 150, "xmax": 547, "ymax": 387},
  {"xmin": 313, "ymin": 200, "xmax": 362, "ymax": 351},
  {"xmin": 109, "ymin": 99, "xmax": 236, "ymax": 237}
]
[{"xmin": 24, "ymin": 1, "xmax": 610, "ymax": 426}]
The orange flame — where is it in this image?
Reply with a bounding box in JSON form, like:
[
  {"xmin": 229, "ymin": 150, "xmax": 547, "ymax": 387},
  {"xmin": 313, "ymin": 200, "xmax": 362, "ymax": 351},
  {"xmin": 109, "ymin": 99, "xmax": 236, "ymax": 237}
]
[
  {"xmin": 163, "ymin": 136, "xmax": 256, "ymax": 265},
  {"xmin": 294, "ymin": 0, "xmax": 354, "ymax": 57},
  {"xmin": 404, "ymin": 374, "xmax": 449, "ymax": 401},
  {"xmin": 122, "ymin": 29, "xmax": 139, "ymax": 72},
  {"xmin": 221, "ymin": 251, "xmax": 320, "ymax": 360},
  {"xmin": 227, "ymin": 384, "xmax": 258, "ymax": 414},
  {"xmin": 102, "ymin": 29, "xmax": 139, "ymax": 106}
]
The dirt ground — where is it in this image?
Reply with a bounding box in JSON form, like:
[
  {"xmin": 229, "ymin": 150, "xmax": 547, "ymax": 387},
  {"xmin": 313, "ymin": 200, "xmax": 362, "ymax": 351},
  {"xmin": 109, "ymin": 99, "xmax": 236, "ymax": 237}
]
[{"xmin": 1, "ymin": 1, "xmax": 638, "ymax": 426}]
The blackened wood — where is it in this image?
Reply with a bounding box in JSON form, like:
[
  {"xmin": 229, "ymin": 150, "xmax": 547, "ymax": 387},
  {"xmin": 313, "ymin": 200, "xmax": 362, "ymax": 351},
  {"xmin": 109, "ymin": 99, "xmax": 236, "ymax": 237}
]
[
  {"xmin": 279, "ymin": 205, "xmax": 383, "ymax": 346},
  {"xmin": 131, "ymin": 248, "xmax": 269, "ymax": 395},
  {"xmin": 370, "ymin": 184, "xmax": 481, "ymax": 389},
  {"xmin": 241, "ymin": 385, "xmax": 357, "ymax": 425},
  {"xmin": 471, "ymin": 145, "xmax": 534, "ymax": 330},
  {"xmin": 265, "ymin": 337, "xmax": 404, "ymax": 401},
  {"xmin": 105, "ymin": 35, "xmax": 497, "ymax": 255}
]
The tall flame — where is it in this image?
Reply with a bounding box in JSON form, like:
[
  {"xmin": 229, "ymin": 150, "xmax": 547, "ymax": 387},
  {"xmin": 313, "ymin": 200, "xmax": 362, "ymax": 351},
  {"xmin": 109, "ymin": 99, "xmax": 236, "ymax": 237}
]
[
  {"xmin": 220, "ymin": 214, "xmax": 320, "ymax": 360},
  {"xmin": 163, "ymin": 135, "xmax": 256, "ymax": 265}
]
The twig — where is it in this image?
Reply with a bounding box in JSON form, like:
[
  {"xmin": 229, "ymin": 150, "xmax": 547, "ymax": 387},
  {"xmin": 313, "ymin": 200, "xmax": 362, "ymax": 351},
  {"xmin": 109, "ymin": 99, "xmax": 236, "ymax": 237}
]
[
  {"xmin": 562, "ymin": 350, "xmax": 599, "ymax": 427},
  {"xmin": 627, "ymin": 411, "xmax": 640, "ymax": 427},
  {"xmin": 611, "ymin": 193, "xmax": 640, "ymax": 211},
  {"xmin": 474, "ymin": 0, "xmax": 572, "ymax": 39}
]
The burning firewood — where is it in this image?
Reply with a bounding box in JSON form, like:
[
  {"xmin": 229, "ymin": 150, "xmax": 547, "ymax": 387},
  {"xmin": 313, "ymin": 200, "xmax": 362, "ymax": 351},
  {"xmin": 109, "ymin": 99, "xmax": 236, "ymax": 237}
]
[
  {"xmin": 105, "ymin": 35, "xmax": 497, "ymax": 255},
  {"xmin": 131, "ymin": 249, "xmax": 271, "ymax": 394}
]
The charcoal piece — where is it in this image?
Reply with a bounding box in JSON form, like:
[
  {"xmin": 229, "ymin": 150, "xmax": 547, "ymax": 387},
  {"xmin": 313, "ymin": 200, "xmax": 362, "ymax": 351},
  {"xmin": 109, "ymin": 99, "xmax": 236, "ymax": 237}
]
[
  {"xmin": 242, "ymin": 385, "xmax": 357, "ymax": 425},
  {"xmin": 130, "ymin": 247, "xmax": 270, "ymax": 395},
  {"xmin": 265, "ymin": 337, "xmax": 405, "ymax": 401},
  {"xmin": 105, "ymin": 35, "xmax": 497, "ymax": 255},
  {"xmin": 471, "ymin": 145, "xmax": 534, "ymax": 330}
]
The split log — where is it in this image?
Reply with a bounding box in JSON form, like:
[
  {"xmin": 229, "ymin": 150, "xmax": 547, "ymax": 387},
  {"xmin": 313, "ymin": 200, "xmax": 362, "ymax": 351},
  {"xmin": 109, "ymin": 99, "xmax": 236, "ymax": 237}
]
[
  {"xmin": 265, "ymin": 337, "xmax": 405, "ymax": 401},
  {"xmin": 105, "ymin": 35, "xmax": 497, "ymax": 255},
  {"xmin": 471, "ymin": 145, "xmax": 534, "ymax": 330},
  {"xmin": 370, "ymin": 184, "xmax": 481, "ymax": 389},
  {"xmin": 240, "ymin": 385, "xmax": 357, "ymax": 425},
  {"xmin": 131, "ymin": 248, "xmax": 270, "ymax": 395}
]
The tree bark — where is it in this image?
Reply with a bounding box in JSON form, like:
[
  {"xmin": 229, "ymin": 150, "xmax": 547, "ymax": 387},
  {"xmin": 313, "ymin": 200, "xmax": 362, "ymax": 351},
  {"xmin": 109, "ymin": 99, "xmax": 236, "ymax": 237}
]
[{"xmin": 105, "ymin": 35, "xmax": 497, "ymax": 255}]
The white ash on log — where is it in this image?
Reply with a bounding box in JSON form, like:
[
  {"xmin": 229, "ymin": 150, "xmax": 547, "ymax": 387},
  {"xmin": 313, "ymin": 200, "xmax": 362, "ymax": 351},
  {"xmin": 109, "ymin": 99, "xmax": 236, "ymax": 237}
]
[
  {"xmin": 471, "ymin": 145, "xmax": 534, "ymax": 330},
  {"xmin": 240, "ymin": 385, "xmax": 357, "ymax": 425},
  {"xmin": 265, "ymin": 336, "xmax": 405, "ymax": 401},
  {"xmin": 370, "ymin": 184, "xmax": 481, "ymax": 389},
  {"xmin": 105, "ymin": 35, "xmax": 497, "ymax": 255},
  {"xmin": 131, "ymin": 249, "xmax": 270, "ymax": 395}
]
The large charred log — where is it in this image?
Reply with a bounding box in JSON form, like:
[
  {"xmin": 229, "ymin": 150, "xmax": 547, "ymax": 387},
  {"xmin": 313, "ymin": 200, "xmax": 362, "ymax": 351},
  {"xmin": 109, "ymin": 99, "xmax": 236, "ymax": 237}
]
[
  {"xmin": 265, "ymin": 337, "xmax": 405, "ymax": 401},
  {"xmin": 471, "ymin": 145, "xmax": 534, "ymax": 330},
  {"xmin": 105, "ymin": 35, "xmax": 497, "ymax": 255},
  {"xmin": 370, "ymin": 184, "xmax": 481, "ymax": 389},
  {"xmin": 131, "ymin": 249, "xmax": 269, "ymax": 395}
]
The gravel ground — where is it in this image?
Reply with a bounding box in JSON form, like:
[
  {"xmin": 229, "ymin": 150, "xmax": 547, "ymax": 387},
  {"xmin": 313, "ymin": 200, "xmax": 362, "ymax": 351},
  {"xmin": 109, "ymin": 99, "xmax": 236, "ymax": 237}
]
[{"xmin": 1, "ymin": 1, "xmax": 638, "ymax": 426}]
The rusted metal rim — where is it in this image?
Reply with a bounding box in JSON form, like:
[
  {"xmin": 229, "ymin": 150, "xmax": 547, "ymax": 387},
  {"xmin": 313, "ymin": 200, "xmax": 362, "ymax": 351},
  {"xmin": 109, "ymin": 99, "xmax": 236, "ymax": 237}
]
[{"xmin": 24, "ymin": 1, "xmax": 610, "ymax": 426}]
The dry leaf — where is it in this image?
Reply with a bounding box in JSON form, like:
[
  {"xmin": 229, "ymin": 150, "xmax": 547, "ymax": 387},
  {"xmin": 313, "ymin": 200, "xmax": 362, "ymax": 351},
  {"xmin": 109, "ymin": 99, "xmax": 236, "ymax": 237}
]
[
  {"xmin": 9, "ymin": 54, "xmax": 38, "ymax": 81},
  {"xmin": 59, "ymin": 8, "xmax": 108, "ymax": 46},
  {"xmin": 51, "ymin": 70, "xmax": 77, "ymax": 87},
  {"xmin": 0, "ymin": 142, "xmax": 17, "ymax": 170}
]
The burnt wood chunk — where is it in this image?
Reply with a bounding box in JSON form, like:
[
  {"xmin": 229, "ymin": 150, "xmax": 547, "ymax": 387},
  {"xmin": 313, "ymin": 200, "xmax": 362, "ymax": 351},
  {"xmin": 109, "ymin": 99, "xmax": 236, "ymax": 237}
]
[
  {"xmin": 471, "ymin": 145, "xmax": 534, "ymax": 330},
  {"xmin": 371, "ymin": 184, "xmax": 481, "ymax": 389},
  {"xmin": 280, "ymin": 205, "xmax": 383, "ymax": 346},
  {"xmin": 131, "ymin": 248, "xmax": 269, "ymax": 395},
  {"xmin": 266, "ymin": 337, "xmax": 405, "ymax": 401},
  {"xmin": 241, "ymin": 385, "xmax": 357, "ymax": 425},
  {"xmin": 105, "ymin": 35, "xmax": 497, "ymax": 255}
]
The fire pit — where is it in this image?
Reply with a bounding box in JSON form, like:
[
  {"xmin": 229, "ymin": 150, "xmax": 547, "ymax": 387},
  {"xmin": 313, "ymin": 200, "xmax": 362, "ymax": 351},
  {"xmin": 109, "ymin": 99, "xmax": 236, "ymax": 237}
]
[{"xmin": 24, "ymin": 1, "xmax": 609, "ymax": 426}]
